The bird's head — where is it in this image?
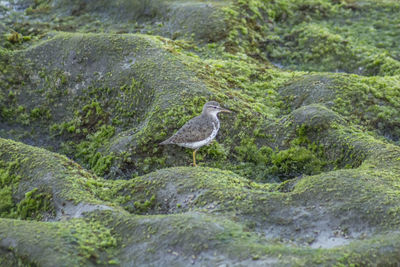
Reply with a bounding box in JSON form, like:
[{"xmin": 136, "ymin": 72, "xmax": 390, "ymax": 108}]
[{"xmin": 202, "ymin": 101, "xmax": 232, "ymax": 116}]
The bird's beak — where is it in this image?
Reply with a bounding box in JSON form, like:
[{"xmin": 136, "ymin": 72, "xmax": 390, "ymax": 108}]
[{"xmin": 220, "ymin": 108, "xmax": 232, "ymax": 113}]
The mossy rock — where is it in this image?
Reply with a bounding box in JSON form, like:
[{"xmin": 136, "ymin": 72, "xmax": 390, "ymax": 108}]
[
  {"xmin": 0, "ymin": 31, "xmax": 305, "ymax": 181},
  {"xmin": 0, "ymin": 132, "xmax": 400, "ymax": 265},
  {"xmin": 0, "ymin": 32, "xmax": 212, "ymax": 177},
  {"xmin": 279, "ymin": 74, "xmax": 400, "ymax": 142},
  {"xmin": 1, "ymin": 0, "xmax": 400, "ymax": 265},
  {"xmin": 5, "ymin": 0, "xmax": 230, "ymax": 43},
  {"xmin": 1, "ymin": 0, "xmax": 399, "ymax": 180},
  {"xmin": 1, "ymin": 31, "xmax": 399, "ymax": 181},
  {"xmin": 259, "ymin": 0, "xmax": 400, "ymax": 75},
  {"xmin": 0, "ymin": 137, "xmax": 118, "ymax": 220}
]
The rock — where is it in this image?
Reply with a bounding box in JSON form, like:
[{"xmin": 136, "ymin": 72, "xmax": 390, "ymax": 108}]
[
  {"xmin": 279, "ymin": 74, "xmax": 400, "ymax": 142},
  {"xmin": 1, "ymin": 133, "xmax": 400, "ymax": 265},
  {"xmin": 279, "ymin": 75, "xmax": 338, "ymax": 111},
  {"xmin": 1, "ymin": 0, "xmax": 400, "ymax": 265},
  {"xmin": 0, "ymin": 32, "xmax": 211, "ymax": 177}
]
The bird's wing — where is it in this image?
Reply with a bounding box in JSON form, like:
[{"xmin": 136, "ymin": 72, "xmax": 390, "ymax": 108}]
[{"xmin": 168, "ymin": 116, "xmax": 214, "ymax": 143}]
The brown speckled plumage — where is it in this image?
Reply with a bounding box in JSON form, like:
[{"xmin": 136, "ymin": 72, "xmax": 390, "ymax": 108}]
[
  {"xmin": 160, "ymin": 101, "xmax": 231, "ymax": 166},
  {"xmin": 160, "ymin": 113, "xmax": 215, "ymax": 146}
]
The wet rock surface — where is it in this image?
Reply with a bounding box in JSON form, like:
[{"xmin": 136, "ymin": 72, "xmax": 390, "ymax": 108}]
[{"xmin": 1, "ymin": 0, "xmax": 400, "ymax": 266}]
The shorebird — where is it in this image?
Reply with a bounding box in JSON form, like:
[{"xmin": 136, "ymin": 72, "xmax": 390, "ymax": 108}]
[{"xmin": 160, "ymin": 101, "xmax": 231, "ymax": 166}]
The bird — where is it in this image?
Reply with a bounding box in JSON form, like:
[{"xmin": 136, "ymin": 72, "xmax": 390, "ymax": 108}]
[{"xmin": 160, "ymin": 101, "xmax": 232, "ymax": 166}]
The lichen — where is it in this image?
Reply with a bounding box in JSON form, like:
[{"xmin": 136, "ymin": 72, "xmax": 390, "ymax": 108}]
[
  {"xmin": 1, "ymin": 0, "xmax": 400, "ymax": 265},
  {"xmin": 0, "ymin": 157, "xmax": 54, "ymax": 220}
]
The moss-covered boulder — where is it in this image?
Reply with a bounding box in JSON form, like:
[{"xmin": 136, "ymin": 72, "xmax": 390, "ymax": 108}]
[
  {"xmin": 0, "ymin": 32, "xmax": 213, "ymax": 178},
  {"xmin": 1, "ymin": 0, "xmax": 400, "ymax": 265},
  {"xmin": 1, "ymin": 124, "xmax": 400, "ymax": 265},
  {"xmin": 1, "ymin": 0, "xmax": 229, "ymax": 43},
  {"xmin": 279, "ymin": 74, "xmax": 400, "ymax": 142}
]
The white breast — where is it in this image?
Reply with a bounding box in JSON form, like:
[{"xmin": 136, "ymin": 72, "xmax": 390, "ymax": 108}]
[{"xmin": 179, "ymin": 119, "xmax": 220, "ymax": 149}]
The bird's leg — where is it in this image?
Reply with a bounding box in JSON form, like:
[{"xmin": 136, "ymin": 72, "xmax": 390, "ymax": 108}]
[{"xmin": 192, "ymin": 149, "xmax": 198, "ymax": 167}]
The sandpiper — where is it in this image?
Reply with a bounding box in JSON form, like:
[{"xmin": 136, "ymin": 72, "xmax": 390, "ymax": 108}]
[{"xmin": 160, "ymin": 101, "xmax": 231, "ymax": 166}]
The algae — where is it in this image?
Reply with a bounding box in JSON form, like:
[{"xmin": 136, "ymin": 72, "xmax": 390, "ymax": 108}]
[{"xmin": 0, "ymin": 0, "xmax": 400, "ymax": 265}]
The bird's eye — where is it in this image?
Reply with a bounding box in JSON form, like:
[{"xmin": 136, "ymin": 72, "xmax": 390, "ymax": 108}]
[{"xmin": 213, "ymin": 106, "xmax": 217, "ymax": 109}]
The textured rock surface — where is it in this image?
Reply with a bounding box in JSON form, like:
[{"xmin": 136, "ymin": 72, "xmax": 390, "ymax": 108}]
[{"xmin": 1, "ymin": 0, "xmax": 400, "ymax": 266}]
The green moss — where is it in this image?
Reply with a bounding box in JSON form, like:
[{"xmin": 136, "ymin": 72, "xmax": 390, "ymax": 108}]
[
  {"xmin": 0, "ymin": 138, "xmax": 101, "ymax": 206},
  {"xmin": 133, "ymin": 194, "xmax": 156, "ymax": 213},
  {"xmin": 259, "ymin": 0, "xmax": 400, "ymax": 75},
  {"xmin": 270, "ymin": 145, "xmax": 325, "ymax": 178},
  {"xmin": 49, "ymin": 97, "xmax": 117, "ymax": 176},
  {"xmin": 1, "ymin": 130, "xmax": 400, "ymax": 265},
  {"xmin": 0, "ymin": 0, "xmax": 400, "ymax": 265},
  {"xmin": 331, "ymin": 74, "xmax": 400, "ymax": 141},
  {"xmin": 0, "ymin": 158, "xmax": 21, "ymax": 218},
  {"xmin": 0, "ymin": 157, "xmax": 55, "ymax": 220},
  {"xmin": 0, "ymin": 30, "xmax": 358, "ymax": 181},
  {"xmin": 16, "ymin": 188, "xmax": 54, "ymax": 220},
  {"xmin": 271, "ymin": 23, "xmax": 359, "ymax": 72},
  {"xmin": 0, "ymin": 186, "xmax": 13, "ymax": 214},
  {"xmin": 0, "ymin": 211, "xmax": 120, "ymax": 265},
  {"xmin": 72, "ymin": 125, "xmax": 115, "ymax": 176},
  {"xmin": 30, "ymin": 107, "xmax": 51, "ymax": 121},
  {"xmin": 1, "ymin": 105, "xmax": 31, "ymax": 126},
  {"xmin": 62, "ymin": 217, "xmax": 118, "ymax": 262}
]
